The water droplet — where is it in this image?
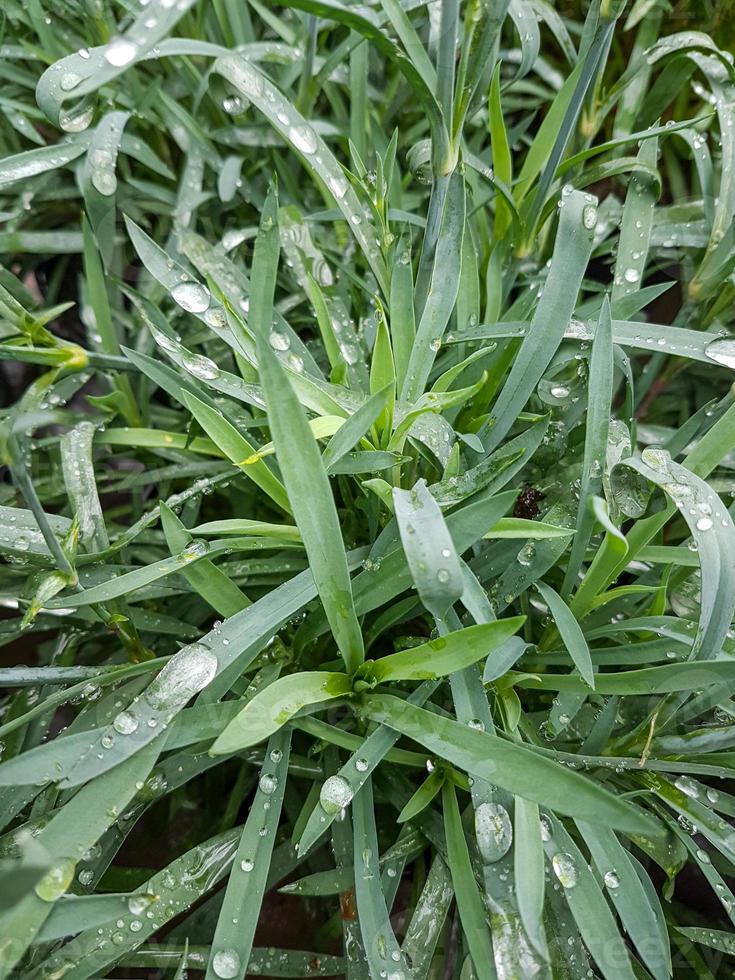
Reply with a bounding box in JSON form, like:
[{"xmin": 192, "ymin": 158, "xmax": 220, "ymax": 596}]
[
  {"xmin": 289, "ymin": 124, "xmax": 317, "ymax": 154},
  {"xmin": 603, "ymin": 869, "xmax": 620, "ymax": 889},
  {"xmin": 145, "ymin": 643, "xmax": 218, "ymax": 710},
  {"xmin": 113, "ymin": 710, "xmax": 138, "ymax": 735},
  {"xmin": 269, "ymin": 330, "xmax": 290, "ymax": 351},
  {"xmin": 552, "ymin": 852, "xmax": 577, "ymax": 888},
  {"xmin": 223, "ymin": 95, "xmax": 243, "ymax": 114},
  {"xmin": 171, "ymin": 281, "xmax": 211, "ymax": 314},
  {"xmin": 320, "ymin": 775, "xmax": 353, "ymax": 814},
  {"xmin": 35, "ymin": 858, "xmax": 76, "ymax": 902},
  {"xmin": 182, "ymin": 351, "xmax": 220, "ymax": 380},
  {"xmin": 696, "ymin": 516, "xmax": 713, "ymax": 531},
  {"xmin": 212, "ymin": 949, "xmax": 241, "ymax": 979},
  {"xmin": 104, "ymin": 37, "xmax": 138, "ymax": 67},
  {"xmin": 259, "ymin": 774, "xmax": 278, "ymax": 795},
  {"xmin": 475, "ymin": 802, "xmax": 512, "ymax": 863},
  {"xmin": 436, "ymin": 568, "xmax": 450, "ymax": 584},
  {"xmin": 582, "ymin": 204, "xmax": 597, "ymax": 229},
  {"xmin": 327, "ymin": 173, "xmax": 348, "ymax": 199},
  {"xmin": 675, "ymin": 775, "xmax": 700, "ymax": 799},
  {"xmin": 180, "ymin": 539, "xmax": 210, "ymax": 561},
  {"xmin": 269, "ymin": 749, "xmax": 283, "ymax": 764},
  {"xmin": 241, "ymin": 858, "xmax": 254, "ymax": 872},
  {"xmin": 550, "ymin": 384, "xmax": 570, "ymax": 399},
  {"xmin": 623, "ymin": 267, "xmax": 640, "ymax": 284},
  {"xmin": 91, "ymin": 169, "xmax": 117, "ymax": 196},
  {"xmin": 704, "ymin": 337, "xmax": 735, "ymax": 370},
  {"xmin": 60, "ymin": 72, "xmax": 82, "ymax": 91},
  {"xmin": 355, "ymin": 757, "xmax": 369, "ymax": 772}
]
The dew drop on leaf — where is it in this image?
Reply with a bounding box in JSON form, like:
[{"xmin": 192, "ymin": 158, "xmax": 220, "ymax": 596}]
[
  {"xmin": 212, "ymin": 948, "xmax": 241, "ymax": 979},
  {"xmin": 704, "ymin": 337, "xmax": 735, "ymax": 369},
  {"xmin": 320, "ymin": 775, "xmax": 354, "ymax": 814},
  {"xmin": 552, "ymin": 852, "xmax": 577, "ymax": 888},
  {"xmin": 35, "ymin": 858, "xmax": 76, "ymax": 902},
  {"xmin": 259, "ymin": 774, "xmax": 278, "ymax": 795},
  {"xmin": 144, "ymin": 643, "xmax": 218, "ymax": 710},
  {"xmin": 113, "ymin": 710, "xmax": 138, "ymax": 735},
  {"xmin": 171, "ymin": 281, "xmax": 211, "ymax": 314},
  {"xmin": 474, "ymin": 801, "xmax": 512, "ymax": 863},
  {"xmin": 104, "ymin": 37, "xmax": 138, "ymax": 67},
  {"xmin": 288, "ymin": 124, "xmax": 317, "ymax": 155}
]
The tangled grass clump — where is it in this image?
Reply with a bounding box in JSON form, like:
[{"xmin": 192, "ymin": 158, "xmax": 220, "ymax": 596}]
[{"xmin": 2, "ymin": 0, "xmax": 735, "ymax": 977}]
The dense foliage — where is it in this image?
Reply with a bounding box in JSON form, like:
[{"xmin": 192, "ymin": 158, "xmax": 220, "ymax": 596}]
[{"xmin": 2, "ymin": 0, "xmax": 735, "ymax": 977}]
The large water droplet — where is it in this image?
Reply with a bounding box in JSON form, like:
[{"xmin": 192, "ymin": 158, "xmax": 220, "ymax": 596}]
[
  {"xmin": 212, "ymin": 948, "xmax": 241, "ymax": 979},
  {"xmin": 113, "ymin": 710, "xmax": 138, "ymax": 735},
  {"xmin": 60, "ymin": 72, "xmax": 82, "ymax": 92},
  {"xmin": 91, "ymin": 169, "xmax": 117, "ymax": 196},
  {"xmin": 704, "ymin": 337, "xmax": 735, "ymax": 370},
  {"xmin": 289, "ymin": 124, "xmax": 318, "ymax": 154},
  {"xmin": 475, "ymin": 802, "xmax": 512, "ymax": 863},
  {"xmin": 60, "ymin": 104, "xmax": 94, "ymax": 133},
  {"xmin": 104, "ymin": 37, "xmax": 138, "ymax": 67},
  {"xmin": 128, "ymin": 893, "xmax": 154, "ymax": 915},
  {"xmin": 145, "ymin": 643, "xmax": 218, "ymax": 710},
  {"xmin": 259, "ymin": 774, "xmax": 278, "ymax": 796},
  {"xmin": 180, "ymin": 539, "xmax": 210, "ymax": 561},
  {"xmin": 327, "ymin": 173, "xmax": 348, "ymax": 199},
  {"xmin": 674, "ymin": 775, "xmax": 699, "ymax": 799},
  {"xmin": 552, "ymin": 852, "xmax": 577, "ymax": 888},
  {"xmin": 320, "ymin": 775, "xmax": 353, "ymax": 814},
  {"xmin": 35, "ymin": 858, "xmax": 76, "ymax": 902},
  {"xmin": 582, "ymin": 204, "xmax": 597, "ymax": 229},
  {"xmin": 603, "ymin": 869, "xmax": 620, "ymax": 889},
  {"xmin": 171, "ymin": 280, "xmax": 211, "ymax": 315},
  {"xmin": 182, "ymin": 351, "xmax": 220, "ymax": 380},
  {"xmin": 269, "ymin": 330, "xmax": 290, "ymax": 351},
  {"xmin": 223, "ymin": 95, "xmax": 243, "ymax": 115}
]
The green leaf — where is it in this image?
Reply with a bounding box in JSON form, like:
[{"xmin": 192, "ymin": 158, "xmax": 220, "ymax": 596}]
[
  {"xmin": 211, "ymin": 673, "xmax": 352, "ymax": 753},
  {"xmin": 359, "ymin": 621, "xmax": 525, "ymax": 685},
  {"xmin": 401, "ymin": 171, "xmax": 465, "ymax": 401},
  {"xmin": 481, "ymin": 189, "xmax": 595, "ymax": 452},
  {"xmin": 514, "ymin": 797, "xmax": 547, "ymax": 959},
  {"xmin": 181, "ymin": 393, "xmax": 291, "ymax": 515},
  {"xmin": 535, "ymin": 581, "xmax": 594, "ymax": 689},
  {"xmin": 359, "ymin": 695, "xmax": 658, "ymax": 836},
  {"xmin": 249, "ymin": 187, "xmax": 365, "ymax": 673},
  {"xmin": 397, "ymin": 769, "xmax": 444, "ymax": 823},
  {"xmin": 542, "ymin": 815, "xmax": 636, "ymax": 980},
  {"xmin": 483, "ymin": 518, "xmax": 574, "ymax": 540},
  {"xmin": 393, "ymin": 478, "xmax": 464, "ymax": 618},
  {"xmin": 205, "ymin": 730, "xmax": 291, "ymax": 980},
  {"xmin": 442, "ymin": 781, "xmax": 495, "ymax": 980}
]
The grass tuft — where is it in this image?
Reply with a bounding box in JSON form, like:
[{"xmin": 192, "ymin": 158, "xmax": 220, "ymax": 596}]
[{"xmin": 2, "ymin": 1, "xmax": 735, "ymax": 977}]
